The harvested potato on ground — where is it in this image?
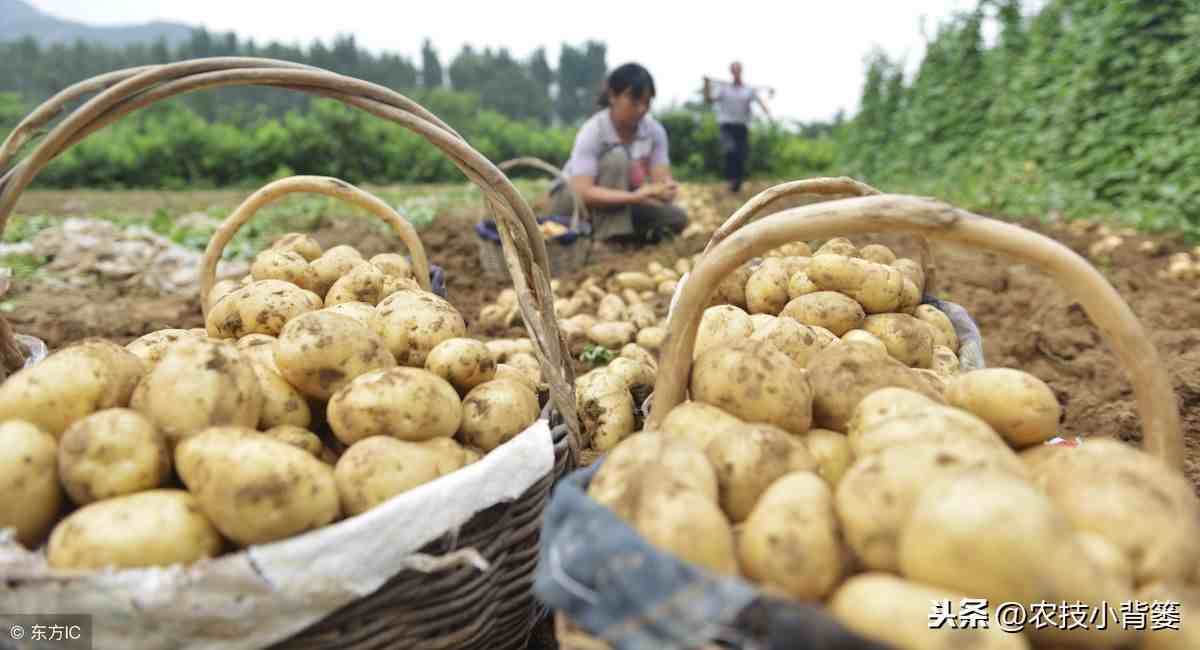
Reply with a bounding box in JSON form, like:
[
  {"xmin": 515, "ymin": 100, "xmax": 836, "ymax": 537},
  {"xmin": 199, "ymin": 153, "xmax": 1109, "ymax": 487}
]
[
  {"xmin": 425, "ymin": 338, "xmax": 496, "ymax": 396},
  {"xmin": 597, "ymin": 294, "xmax": 628, "ymax": 322},
  {"xmin": 805, "ymin": 342, "xmax": 944, "ymax": 432},
  {"xmin": 176, "ymin": 427, "xmax": 340, "ymax": 546},
  {"xmin": 657, "ymin": 280, "xmax": 678, "ymax": 297},
  {"xmin": 659, "ymin": 400, "xmax": 746, "ymax": 452},
  {"xmin": 830, "ymin": 573, "xmax": 1032, "ymax": 650},
  {"xmin": 605, "ymin": 357, "xmax": 655, "ymax": 397},
  {"xmin": 554, "ymin": 297, "xmax": 581, "ymax": 319},
  {"xmin": 0, "ymin": 420, "xmax": 62, "ymax": 547},
  {"xmin": 247, "ymin": 354, "xmax": 312, "ymax": 430},
  {"xmin": 691, "ymin": 341, "xmax": 812, "ymax": 435},
  {"xmin": 325, "ymin": 262, "xmax": 392, "ymax": 306},
  {"xmin": 335, "ymin": 436, "xmax": 459, "ymax": 516},
  {"xmin": 841, "ymin": 329, "xmax": 888, "ymax": 354},
  {"xmin": 635, "ymin": 326, "xmax": 667, "ymax": 351},
  {"xmin": 634, "ymin": 475, "xmax": 739, "ymax": 577},
  {"xmin": 206, "ymin": 279, "xmax": 323, "ymax": 338},
  {"xmin": 675, "ymin": 258, "xmax": 691, "ymax": 275},
  {"xmin": 780, "ymin": 291, "xmax": 865, "ymax": 336},
  {"xmin": 270, "ymin": 232, "xmax": 322, "ymax": 261},
  {"xmin": 131, "ymin": 338, "xmax": 263, "ymax": 445},
  {"xmin": 126, "ymin": 329, "xmax": 199, "ymax": 370},
  {"xmin": 858, "ymin": 244, "xmax": 897, "ymax": 265},
  {"xmin": 836, "ymin": 438, "xmax": 1027, "ymax": 571},
  {"xmin": 808, "ymin": 254, "xmax": 904, "ymax": 314},
  {"xmin": 628, "ymin": 303, "xmax": 657, "ymax": 330},
  {"xmin": 898, "ymin": 469, "xmax": 1140, "ymax": 649},
  {"xmin": 46, "ymin": 489, "xmax": 223, "ymax": 570},
  {"xmin": 1020, "ymin": 438, "xmax": 1200, "ymax": 587},
  {"xmin": 615, "ymin": 271, "xmax": 656, "ymax": 292},
  {"xmin": 787, "ymin": 270, "xmax": 820, "ymax": 300},
  {"xmin": 377, "ymin": 289, "xmax": 468, "ymax": 367},
  {"xmin": 263, "ymin": 424, "xmax": 325, "ymax": 458},
  {"xmin": 309, "ymin": 244, "xmax": 364, "ymax": 297},
  {"xmin": 739, "ymin": 471, "xmax": 847, "ymax": 600},
  {"xmin": 749, "ymin": 317, "xmax": 826, "ymax": 367},
  {"xmin": 945, "ymin": 368, "xmax": 1059, "ymax": 448},
  {"xmin": 914, "ymin": 304, "xmax": 958, "ymax": 350},
  {"xmin": 694, "ymin": 304, "xmax": 755, "ymax": 359},
  {"xmin": 327, "ymin": 367, "xmax": 462, "ymax": 445},
  {"xmin": 619, "ymin": 343, "xmax": 658, "ymax": 374},
  {"xmin": 459, "ymin": 379, "xmax": 540, "ymax": 451},
  {"xmin": 576, "ymin": 369, "xmax": 635, "ymax": 451},
  {"xmin": 746, "ymin": 258, "xmax": 792, "ymax": 315},
  {"xmin": 275, "ymin": 311, "xmax": 395, "ymax": 401},
  {"xmin": 862, "ymin": 313, "xmax": 934, "ymax": 368},
  {"xmin": 850, "ymin": 404, "xmax": 1013, "ymax": 458},
  {"xmin": 58, "ymin": 408, "xmax": 170, "ymax": 505},
  {"xmin": 705, "ymin": 423, "xmax": 817, "ymax": 522},
  {"xmin": 930, "ymin": 345, "xmax": 960, "ymax": 377},
  {"xmin": 369, "ymin": 253, "xmax": 413, "ymax": 279},
  {"xmin": 799, "ymin": 428, "xmax": 854, "ymax": 486},
  {"xmin": 589, "ymin": 321, "xmax": 637, "ymax": 348},
  {"xmin": 251, "ymin": 248, "xmax": 320, "ymax": 293}
]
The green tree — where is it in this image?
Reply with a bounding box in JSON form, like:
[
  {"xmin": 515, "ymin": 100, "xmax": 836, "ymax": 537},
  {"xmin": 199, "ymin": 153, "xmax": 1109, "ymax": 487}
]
[{"xmin": 421, "ymin": 38, "xmax": 443, "ymax": 88}]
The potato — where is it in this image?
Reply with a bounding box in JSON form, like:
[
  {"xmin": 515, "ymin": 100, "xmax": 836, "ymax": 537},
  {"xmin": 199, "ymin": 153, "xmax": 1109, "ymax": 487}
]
[
  {"xmin": 208, "ymin": 279, "xmax": 241, "ymax": 311},
  {"xmin": 787, "ymin": 270, "xmax": 820, "ymax": 300},
  {"xmin": 739, "ymin": 471, "xmax": 846, "ymax": 599},
  {"xmin": 325, "ymin": 261, "xmax": 392, "ymax": 306},
  {"xmin": 858, "ymin": 244, "xmax": 897, "ymax": 265},
  {"xmin": 459, "ymin": 379, "xmax": 540, "ymax": 452},
  {"xmin": 705, "ymin": 423, "xmax": 817, "ymax": 522},
  {"xmin": 748, "ymin": 317, "xmax": 826, "ymax": 367},
  {"xmin": 251, "ymin": 248, "xmax": 320, "ymax": 292},
  {"xmin": 836, "ymin": 439, "xmax": 1027, "ymax": 571},
  {"xmin": 633, "ymin": 475, "xmax": 739, "ymax": 577},
  {"xmin": 914, "ymin": 368, "xmax": 949, "ymax": 396},
  {"xmin": 327, "ymin": 367, "xmax": 462, "ymax": 445},
  {"xmin": 126, "ymin": 329, "xmax": 199, "ymax": 370},
  {"xmin": 64, "ymin": 338, "xmax": 146, "ymax": 409},
  {"xmin": 270, "ymin": 232, "xmax": 323, "ymax": 261},
  {"xmin": 808, "ymin": 325, "xmax": 839, "ymax": 350},
  {"xmin": 377, "ymin": 289, "xmax": 468, "ymax": 367},
  {"xmin": 1019, "ymin": 439, "xmax": 1200, "ymax": 587},
  {"xmin": 0, "ymin": 420, "xmax": 62, "ymax": 547},
  {"xmin": 505, "ymin": 352, "xmax": 543, "ymax": 388},
  {"xmin": 206, "ymin": 279, "xmax": 323, "ymax": 339},
  {"xmin": 814, "ymin": 237, "xmax": 856, "ymax": 257},
  {"xmin": 322, "ymin": 301, "xmax": 385, "ymax": 339},
  {"xmin": 588, "ymin": 431, "xmax": 719, "ymax": 514},
  {"xmin": 898, "ymin": 469, "xmax": 1141, "ymax": 648},
  {"xmin": 891, "ymin": 257, "xmax": 925, "ymax": 292},
  {"xmin": 657, "ymin": 280, "xmax": 678, "ymax": 297},
  {"xmin": 807, "ymin": 254, "xmax": 904, "ymax": 314},
  {"xmin": 423, "ymin": 338, "xmax": 496, "ymax": 397},
  {"xmin": 945, "ymin": 368, "xmax": 1060, "ymax": 448},
  {"xmin": 0, "ymin": 344, "xmax": 138, "ymax": 437},
  {"xmin": 675, "ymin": 258, "xmax": 691, "ymax": 275},
  {"xmin": 659, "ymin": 400, "xmax": 745, "ymax": 452},
  {"xmin": 1137, "ymin": 582, "xmax": 1199, "ymax": 650},
  {"xmin": 914, "ymin": 304, "xmax": 958, "ymax": 350},
  {"xmin": 829, "ymin": 573, "xmax": 1033, "ymax": 650},
  {"xmin": 369, "ymin": 253, "xmax": 413, "ymax": 279},
  {"xmin": 479, "ymin": 304, "xmax": 512, "ymax": 332},
  {"xmin": 619, "ymin": 343, "xmax": 658, "ymax": 374},
  {"xmin": 263, "ymin": 424, "xmax": 325, "ymax": 458},
  {"xmin": 588, "ymin": 321, "xmax": 637, "ymax": 348},
  {"xmin": 799, "ymin": 428, "xmax": 854, "ymax": 486},
  {"xmin": 237, "ymin": 333, "xmax": 279, "ymax": 371},
  {"xmin": 896, "ymin": 278, "xmax": 921, "ymax": 314},
  {"xmin": 635, "ymin": 326, "xmax": 667, "ymax": 351},
  {"xmin": 58, "ymin": 408, "xmax": 170, "ymax": 505},
  {"xmin": 694, "ymin": 304, "xmax": 754, "ymax": 359},
  {"xmin": 576, "ymin": 370, "xmax": 635, "ymax": 451},
  {"xmin": 691, "ymin": 341, "xmax": 812, "ymax": 435},
  {"xmin": 175, "ymin": 427, "xmax": 340, "ymax": 546},
  {"xmin": 605, "ymin": 357, "xmax": 655, "ymax": 396},
  {"xmin": 805, "ymin": 342, "xmax": 944, "ymax": 432},
  {"xmin": 309, "ymin": 244, "xmax": 365, "ymax": 297},
  {"xmin": 46, "ymin": 489, "xmax": 223, "ymax": 570},
  {"xmin": 930, "ymin": 345, "xmax": 960, "ymax": 376},
  {"xmin": 780, "ymin": 291, "xmax": 865, "ymax": 336},
  {"xmin": 554, "ymin": 297, "xmax": 581, "ymax": 319},
  {"xmin": 840, "ymin": 328, "xmax": 887, "ymax": 354},
  {"xmin": 745, "ymin": 258, "xmax": 792, "ymax": 315},
  {"xmin": 495, "ymin": 363, "xmax": 539, "ymax": 396},
  {"xmin": 334, "ymin": 436, "xmax": 457, "ymax": 516},
  {"xmin": 244, "ymin": 355, "xmax": 311, "ymax": 430},
  {"xmin": 615, "ymin": 271, "xmax": 656, "ymax": 292},
  {"xmin": 709, "ymin": 262, "xmax": 753, "ymax": 310},
  {"xmin": 1076, "ymin": 532, "xmax": 1135, "ymax": 591},
  {"xmin": 862, "ymin": 313, "xmax": 934, "ymax": 368},
  {"xmin": 275, "ymin": 311, "xmax": 396, "ymax": 401},
  {"xmin": 850, "ymin": 404, "xmax": 1013, "ymax": 458},
  {"xmin": 130, "ymin": 338, "xmax": 263, "ymax": 445},
  {"xmin": 627, "ymin": 303, "xmax": 657, "ymax": 330},
  {"xmin": 596, "ymin": 294, "xmax": 627, "ymax": 322},
  {"xmin": 846, "ymin": 386, "xmax": 940, "ymax": 439}
]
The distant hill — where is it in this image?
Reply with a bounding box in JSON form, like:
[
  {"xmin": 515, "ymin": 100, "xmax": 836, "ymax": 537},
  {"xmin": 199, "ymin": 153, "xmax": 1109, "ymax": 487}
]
[{"xmin": 0, "ymin": 0, "xmax": 196, "ymax": 48}]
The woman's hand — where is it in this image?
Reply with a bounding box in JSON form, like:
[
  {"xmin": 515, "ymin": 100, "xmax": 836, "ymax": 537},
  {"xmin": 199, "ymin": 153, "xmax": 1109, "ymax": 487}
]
[{"xmin": 633, "ymin": 184, "xmax": 667, "ymax": 207}]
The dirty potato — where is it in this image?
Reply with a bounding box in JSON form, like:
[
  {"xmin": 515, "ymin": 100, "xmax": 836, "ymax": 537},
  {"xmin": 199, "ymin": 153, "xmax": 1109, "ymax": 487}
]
[
  {"xmin": 205, "ymin": 279, "xmax": 323, "ymax": 338},
  {"xmin": 0, "ymin": 420, "xmax": 62, "ymax": 548},
  {"xmin": 251, "ymin": 248, "xmax": 320, "ymax": 293},
  {"xmin": 274, "ymin": 310, "xmax": 396, "ymax": 401},
  {"xmin": 58, "ymin": 408, "xmax": 171, "ymax": 505},
  {"xmin": 425, "ymin": 338, "xmax": 497, "ymax": 396},
  {"xmin": 377, "ymin": 289, "xmax": 468, "ymax": 367},
  {"xmin": 327, "ymin": 367, "xmax": 463, "ymax": 445},
  {"xmin": 690, "ymin": 341, "xmax": 812, "ymax": 435},
  {"xmin": 458, "ymin": 379, "xmax": 541, "ymax": 451},
  {"xmin": 780, "ymin": 291, "xmax": 865, "ymax": 337}
]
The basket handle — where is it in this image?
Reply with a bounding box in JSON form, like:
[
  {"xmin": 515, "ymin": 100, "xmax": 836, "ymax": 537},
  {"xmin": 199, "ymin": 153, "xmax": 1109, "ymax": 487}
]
[
  {"xmin": 647, "ymin": 193, "xmax": 1184, "ymax": 472},
  {"xmin": 0, "ymin": 58, "xmax": 581, "ymax": 452},
  {"xmin": 700, "ymin": 177, "xmax": 937, "ymax": 294},
  {"xmin": 495, "ymin": 156, "xmax": 588, "ymax": 231},
  {"xmin": 199, "ymin": 175, "xmax": 433, "ymax": 314}
]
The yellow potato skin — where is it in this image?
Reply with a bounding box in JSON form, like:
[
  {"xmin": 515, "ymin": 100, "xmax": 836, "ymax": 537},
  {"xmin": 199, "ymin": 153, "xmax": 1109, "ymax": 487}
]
[
  {"xmin": 57, "ymin": 408, "xmax": 171, "ymax": 505},
  {"xmin": 274, "ymin": 310, "xmax": 396, "ymax": 401},
  {"xmin": 334, "ymin": 436, "xmax": 462, "ymax": 516},
  {"xmin": 780, "ymin": 291, "xmax": 865, "ymax": 337},
  {"xmin": 705, "ymin": 424, "xmax": 817, "ymax": 522},
  {"xmin": 862, "ymin": 313, "xmax": 934, "ymax": 368},
  {"xmin": 690, "ymin": 341, "xmax": 812, "ymax": 435},
  {"xmin": 205, "ymin": 279, "xmax": 323, "ymax": 339},
  {"xmin": 0, "ymin": 420, "xmax": 63, "ymax": 548},
  {"xmin": 0, "ymin": 346, "xmax": 129, "ymax": 437},
  {"xmin": 327, "ymin": 367, "xmax": 463, "ymax": 445},
  {"xmin": 458, "ymin": 379, "xmax": 540, "ymax": 452},
  {"xmin": 376, "ymin": 289, "xmax": 468, "ymax": 367},
  {"xmin": 425, "ymin": 338, "xmax": 497, "ymax": 396},
  {"xmin": 945, "ymin": 368, "xmax": 1060, "ymax": 447}
]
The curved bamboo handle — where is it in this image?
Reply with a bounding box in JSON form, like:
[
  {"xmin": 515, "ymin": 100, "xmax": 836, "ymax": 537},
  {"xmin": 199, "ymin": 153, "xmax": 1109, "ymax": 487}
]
[
  {"xmin": 648, "ymin": 194, "xmax": 1183, "ymax": 472},
  {"xmin": 496, "ymin": 156, "xmax": 588, "ymax": 231},
  {"xmin": 199, "ymin": 175, "xmax": 432, "ymax": 313},
  {"xmin": 701, "ymin": 177, "xmax": 938, "ymax": 294}
]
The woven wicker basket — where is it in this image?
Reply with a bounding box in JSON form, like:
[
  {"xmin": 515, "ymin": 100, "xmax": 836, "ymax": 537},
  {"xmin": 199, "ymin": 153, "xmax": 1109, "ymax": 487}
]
[
  {"xmin": 476, "ymin": 157, "xmax": 591, "ymax": 280},
  {"xmin": 0, "ymin": 57, "xmax": 582, "ymax": 650},
  {"xmin": 556, "ymin": 191, "xmax": 1185, "ymax": 648}
]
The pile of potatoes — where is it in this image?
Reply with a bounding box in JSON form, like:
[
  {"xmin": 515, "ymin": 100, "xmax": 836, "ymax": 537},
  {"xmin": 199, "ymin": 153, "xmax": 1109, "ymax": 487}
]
[{"xmin": 0, "ymin": 233, "xmax": 548, "ymax": 572}]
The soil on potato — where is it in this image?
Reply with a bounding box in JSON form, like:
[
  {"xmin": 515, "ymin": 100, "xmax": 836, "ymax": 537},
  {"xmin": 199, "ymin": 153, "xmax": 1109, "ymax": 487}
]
[{"xmin": 7, "ymin": 184, "xmax": 1200, "ymax": 489}]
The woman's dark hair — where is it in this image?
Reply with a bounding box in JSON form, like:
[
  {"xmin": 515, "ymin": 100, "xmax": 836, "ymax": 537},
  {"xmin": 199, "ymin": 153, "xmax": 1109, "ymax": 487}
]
[{"xmin": 597, "ymin": 63, "xmax": 656, "ymax": 108}]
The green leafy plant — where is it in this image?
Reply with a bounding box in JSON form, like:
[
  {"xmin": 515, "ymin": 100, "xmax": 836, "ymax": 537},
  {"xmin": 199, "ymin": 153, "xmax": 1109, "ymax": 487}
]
[{"xmin": 579, "ymin": 344, "xmax": 615, "ymax": 368}]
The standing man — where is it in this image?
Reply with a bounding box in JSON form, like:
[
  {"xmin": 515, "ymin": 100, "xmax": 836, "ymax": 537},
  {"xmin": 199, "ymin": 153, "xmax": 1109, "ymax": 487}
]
[{"xmin": 703, "ymin": 61, "xmax": 773, "ymax": 194}]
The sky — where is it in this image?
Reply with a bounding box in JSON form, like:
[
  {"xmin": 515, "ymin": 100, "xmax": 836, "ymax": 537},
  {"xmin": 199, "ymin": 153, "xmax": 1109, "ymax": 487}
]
[{"xmin": 28, "ymin": 0, "xmax": 988, "ymax": 124}]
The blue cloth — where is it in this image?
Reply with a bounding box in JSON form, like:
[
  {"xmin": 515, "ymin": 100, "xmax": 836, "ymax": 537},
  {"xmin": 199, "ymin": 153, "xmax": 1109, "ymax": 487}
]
[
  {"xmin": 473, "ymin": 214, "xmax": 587, "ymax": 245},
  {"xmin": 428, "ymin": 263, "xmax": 447, "ymax": 299},
  {"xmin": 533, "ymin": 460, "xmax": 893, "ymax": 650},
  {"xmin": 921, "ymin": 296, "xmax": 986, "ymax": 370}
]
